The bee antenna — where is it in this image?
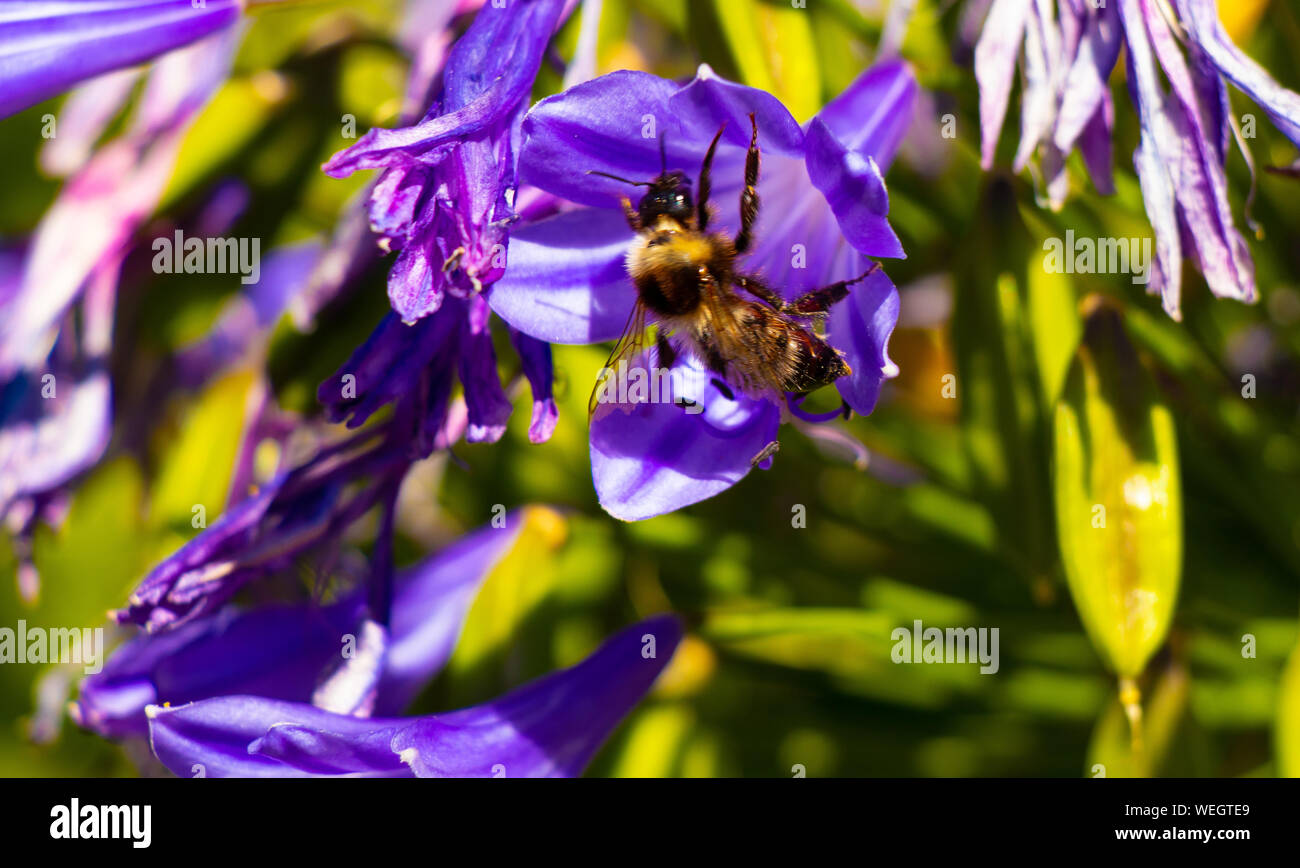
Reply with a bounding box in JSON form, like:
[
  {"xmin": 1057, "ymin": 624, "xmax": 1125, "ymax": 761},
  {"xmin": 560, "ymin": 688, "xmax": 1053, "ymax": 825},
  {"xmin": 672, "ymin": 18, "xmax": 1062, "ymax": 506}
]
[{"xmin": 586, "ymin": 170, "xmax": 652, "ymax": 187}]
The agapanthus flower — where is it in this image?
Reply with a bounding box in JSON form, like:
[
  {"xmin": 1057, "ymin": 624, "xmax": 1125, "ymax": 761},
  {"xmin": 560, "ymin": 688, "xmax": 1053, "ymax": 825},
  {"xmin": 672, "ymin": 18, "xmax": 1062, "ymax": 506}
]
[
  {"xmin": 318, "ymin": 0, "xmax": 569, "ymax": 447},
  {"xmin": 323, "ymin": 0, "xmax": 568, "ymax": 323},
  {"xmin": 0, "ymin": 0, "xmax": 261, "ymax": 119},
  {"xmin": 76, "ymin": 514, "xmax": 527, "ymax": 738},
  {"xmin": 144, "ymin": 614, "xmax": 681, "ymax": 777},
  {"xmin": 488, "ymin": 60, "xmax": 916, "ymax": 520},
  {"xmin": 975, "ymin": 0, "xmax": 1300, "ymax": 319}
]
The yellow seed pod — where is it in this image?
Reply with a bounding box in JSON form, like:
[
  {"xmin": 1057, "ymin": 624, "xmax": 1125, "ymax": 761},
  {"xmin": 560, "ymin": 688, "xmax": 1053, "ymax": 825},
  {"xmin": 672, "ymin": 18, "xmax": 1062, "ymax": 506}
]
[{"xmin": 1053, "ymin": 305, "xmax": 1182, "ymax": 683}]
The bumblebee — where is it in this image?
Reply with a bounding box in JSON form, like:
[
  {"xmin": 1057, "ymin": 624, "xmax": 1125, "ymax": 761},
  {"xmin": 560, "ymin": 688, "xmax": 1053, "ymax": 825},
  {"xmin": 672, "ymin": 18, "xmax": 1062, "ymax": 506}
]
[{"xmin": 589, "ymin": 114, "xmax": 873, "ymax": 463}]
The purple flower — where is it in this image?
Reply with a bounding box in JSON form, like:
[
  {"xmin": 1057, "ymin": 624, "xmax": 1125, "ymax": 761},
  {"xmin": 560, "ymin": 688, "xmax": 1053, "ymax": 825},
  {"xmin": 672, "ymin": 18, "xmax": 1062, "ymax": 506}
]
[
  {"xmin": 488, "ymin": 61, "xmax": 915, "ymax": 519},
  {"xmin": 144, "ymin": 614, "xmax": 682, "ymax": 777},
  {"xmin": 322, "ymin": 0, "xmax": 568, "ymax": 323},
  {"xmin": 0, "ymin": 0, "xmax": 251, "ymax": 119},
  {"xmin": 76, "ymin": 514, "xmax": 527, "ymax": 738},
  {"xmin": 974, "ymin": 0, "xmax": 1300, "ymax": 319}
]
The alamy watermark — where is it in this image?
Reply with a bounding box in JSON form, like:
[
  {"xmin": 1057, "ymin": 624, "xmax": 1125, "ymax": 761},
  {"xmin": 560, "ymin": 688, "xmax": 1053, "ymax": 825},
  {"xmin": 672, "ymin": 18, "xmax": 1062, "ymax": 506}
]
[
  {"xmin": 592, "ymin": 360, "xmax": 704, "ymax": 414},
  {"xmin": 152, "ymin": 229, "xmax": 261, "ymax": 285},
  {"xmin": 1043, "ymin": 230, "xmax": 1152, "ymax": 285},
  {"xmin": 0, "ymin": 620, "xmax": 104, "ymax": 674},
  {"xmin": 891, "ymin": 619, "xmax": 1000, "ymax": 674}
]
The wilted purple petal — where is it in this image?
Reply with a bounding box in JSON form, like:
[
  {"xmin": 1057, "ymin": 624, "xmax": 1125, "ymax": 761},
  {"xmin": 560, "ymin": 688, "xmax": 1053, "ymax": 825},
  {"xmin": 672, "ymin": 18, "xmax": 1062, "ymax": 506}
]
[
  {"xmin": 975, "ymin": 0, "xmax": 1031, "ymax": 168},
  {"xmin": 458, "ymin": 296, "xmax": 513, "ymax": 443},
  {"xmin": 1053, "ymin": 3, "xmax": 1122, "ymax": 154},
  {"xmin": 0, "ymin": 370, "xmax": 110, "ymax": 518},
  {"xmin": 507, "ymin": 327, "xmax": 559, "ymax": 444},
  {"xmin": 38, "ymin": 66, "xmax": 141, "ymax": 176},
  {"xmin": 1176, "ymin": 0, "xmax": 1300, "ymax": 148},
  {"xmin": 77, "ymin": 515, "xmax": 523, "ymax": 736}
]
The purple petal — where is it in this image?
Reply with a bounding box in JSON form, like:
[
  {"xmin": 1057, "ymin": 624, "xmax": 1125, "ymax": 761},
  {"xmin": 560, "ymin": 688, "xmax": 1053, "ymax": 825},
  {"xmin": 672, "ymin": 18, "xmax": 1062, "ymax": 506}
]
[
  {"xmin": 38, "ymin": 67, "xmax": 141, "ymax": 176},
  {"xmin": 974, "ymin": 0, "xmax": 1031, "ymax": 168},
  {"xmin": 518, "ymin": 65, "xmax": 802, "ymax": 211},
  {"xmin": 590, "ymin": 355, "xmax": 780, "ymax": 521},
  {"xmin": 147, "ymin": 615, "xmax": 681, "ymax": 777},
  {"xmin": 813, "ymin": 58, "xmax": 918, "ymax": 173},
  {"xmin": 804, "ymin": 118, "xmax": 904, "ymax": 259},
  {"xmin": 78, "ymin": 516, "xmax": 522, "ymax": 736},
  {"xmin": 829, "ymin": 265, "xmax": 900, "ymax": 416},
  {"xmin": 1129, "ymin": 0, "xmax": 1254, "ymax": 303},
  {"xmin": 507, "ymin": 327, "xmax": 559, "ymax": 444},
  {"xmin": 458, "ymin": 296, "xmax": 512, "ymax": 444},
  {"xmin": 322, "ymin": 0, "xmax": 567, "ymax": 175},
  {"xmin": 1077, "ymin": 90, "xmax": 1116, "ymax": 195},
  {"xmin": 392, "ymin": 615, "xmax": 682, "ymax": 777},
  {"xmin": 488, "ymin": 208, "xmax": 637, "ymax": 344},
  {"xmin": 148, "ymin": 697, "xmax": 410, "ymax": 778},
  {"xmin": 0, "ymin": 0, "xmax": 239, "ymax": 119},
  {"xmin": 0, "ymin": 370, "xmax": 111, "ymax": 517}
]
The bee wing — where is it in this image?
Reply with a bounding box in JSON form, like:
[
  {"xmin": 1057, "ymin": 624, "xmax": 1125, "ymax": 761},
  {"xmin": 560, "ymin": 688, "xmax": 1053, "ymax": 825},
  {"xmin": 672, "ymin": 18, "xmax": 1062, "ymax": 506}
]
[
  {"xmin": 700, "ymin": 277, "xmax": 787, "ymax": 397},
  {"xmin": 588, "ymin": 298, "xmax": 651, "ymax": 419}
]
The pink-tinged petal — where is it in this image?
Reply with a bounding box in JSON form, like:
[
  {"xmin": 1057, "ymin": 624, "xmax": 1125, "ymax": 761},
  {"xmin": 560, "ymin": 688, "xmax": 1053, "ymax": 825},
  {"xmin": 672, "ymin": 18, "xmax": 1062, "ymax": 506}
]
[
  {"xmin": 975, "ymin": 0, "xmax": 1031, "ymax": 168},
  {"xmin": 590, "ymin": 354, "xmax": 780, "ymax": 521},
  {"xmin": 830, "ymin": 264, "xmax": 900, "ymax": 416},
  {"xmin": 1013, "ymin": 0, "xmax": 1060, "ymax": 173},
  {"xmin": 1176, "ymin": 0, "xmax": 1300, "ymax": 147},
  {"xmin": 488, "ymin": 208, "xmax": 637, "ymax": 344},
  {"xmin": 0, "ymin": 31, "xmax": 236, "ymax": 375},
  {"xmin": 1054, "ymin": 4, "xmax": 1122, "ymax": 153},
  {"xmin": 39, "ymin": 66, "xmax": 141, "ymax": 176},
  {"xmin": 1135, "ymin": 0, "xmax": 1254, "ymax": 303},
  {"xmin": 814, "ymin": 58, "xmax": 918, "ymax": 173}
]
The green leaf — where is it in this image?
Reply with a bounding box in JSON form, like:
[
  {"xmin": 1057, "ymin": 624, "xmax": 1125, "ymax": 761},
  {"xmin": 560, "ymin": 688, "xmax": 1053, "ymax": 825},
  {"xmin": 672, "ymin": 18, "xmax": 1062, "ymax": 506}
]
[
  {"xmin": 149, "ymin": 369, "xmax": 257, "ymax": 536},
  {"xmin": 711, "ymin": 0, "xmax": 821, "ymax": 121},
  {"xmin": 1053, "ymin": 306, "xmax": 1182, "ymax": 678},
  {"xmin": 1279, "ymin": 636, "xmax": 1300, "ymax": 777}
]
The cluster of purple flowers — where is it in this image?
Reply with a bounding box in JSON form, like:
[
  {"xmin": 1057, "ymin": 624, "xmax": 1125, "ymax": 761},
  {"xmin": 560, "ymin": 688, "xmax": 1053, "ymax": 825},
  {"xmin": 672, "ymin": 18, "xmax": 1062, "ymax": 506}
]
[{"xmin": 2, "ymin": 0, "xmax": 1297, "ymax": 776}]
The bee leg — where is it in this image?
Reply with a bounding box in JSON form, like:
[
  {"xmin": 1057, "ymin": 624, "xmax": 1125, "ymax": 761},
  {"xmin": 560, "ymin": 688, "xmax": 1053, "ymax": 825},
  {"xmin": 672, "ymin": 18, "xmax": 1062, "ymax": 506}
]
[
  {"xmin": 785, "ymin": 262, "xmax": 882, "ymax": 316},
  {"xmin": 697, "ymin": 123, "xmax": 727, "ymax": 231},
  {"xmin": 750, "ymin": 440, "xmax": 780, "ymax": 467},
  {"xmin": 710, "ymin": 378, "xmax": 736, "ymax": 401},
  {"xmin": 734, "ymin": 274, "xmax": 785, "ymax": 310},
  {"xmin": 620, "ymin": 196, "xmax": 642, "ymax": 233},
  {"xmin": 654, "ymin": 330, "xmax": 677, "ymax": 368},
  {"xmin": 733, "ymin": 113, "xmax": 762, "ymax": 254}
]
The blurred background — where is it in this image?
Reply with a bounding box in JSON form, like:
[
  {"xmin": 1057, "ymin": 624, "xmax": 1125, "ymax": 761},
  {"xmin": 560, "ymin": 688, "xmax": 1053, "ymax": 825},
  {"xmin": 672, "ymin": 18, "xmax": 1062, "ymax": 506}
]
[{"xmin": 2, "ymin": 0, "xmax": 1299, "ymax": 777}]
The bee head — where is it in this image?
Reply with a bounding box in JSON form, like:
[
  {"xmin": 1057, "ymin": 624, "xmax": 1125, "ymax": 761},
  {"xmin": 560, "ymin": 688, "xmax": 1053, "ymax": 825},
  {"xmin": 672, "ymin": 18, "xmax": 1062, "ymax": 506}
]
[{"xmin": 637, "ymin": 172, "xmax": 693, "ymax": 226}]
